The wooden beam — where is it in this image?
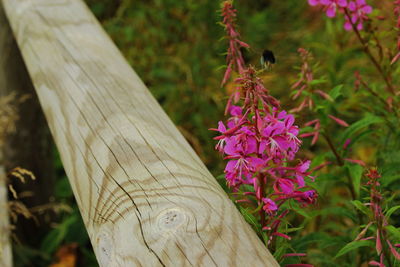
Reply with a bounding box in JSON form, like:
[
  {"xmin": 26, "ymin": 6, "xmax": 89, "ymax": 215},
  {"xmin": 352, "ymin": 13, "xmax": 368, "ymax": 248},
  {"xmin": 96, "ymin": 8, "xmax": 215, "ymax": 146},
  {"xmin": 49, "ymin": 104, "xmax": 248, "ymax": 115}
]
[{"xmin": 1, "ymin": 0, "xmax": 279, "ymax": 266}]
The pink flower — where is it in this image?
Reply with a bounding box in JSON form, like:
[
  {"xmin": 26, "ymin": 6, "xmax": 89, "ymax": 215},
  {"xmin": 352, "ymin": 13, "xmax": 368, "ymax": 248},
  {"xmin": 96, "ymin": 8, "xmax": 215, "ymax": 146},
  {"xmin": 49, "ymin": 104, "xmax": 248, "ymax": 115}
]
[
  {"xmin": 343, "ymin": 138, "xmax": 351, "ymax": 149},
  {"xmin": 320, "ymin": 0, "xmax": 348, "ymax": 18},
  {"xmin": 295, "ymin": 190, "xmax": 318, "ymax": 205},
  {"xmin": 344, "ymin": 0, "xmax": 373, "ymax": 31},
  {"xmin": 308, "ymin": 0, "xmax": 320, "ymax": 6},
  {"xmin": 261, "ymin": 111, "xmax": 301, "ymax": 160},
  {"xmin": 262, "ymin": 198, "xmax": 278, "ymax": 214},
  {"xmin": 295, "ymin": 160, "xmax": 311, "ymax": 187},
  {"xmin": 275, "ymin": 178, "xmax": 295, "ymax": 194}
]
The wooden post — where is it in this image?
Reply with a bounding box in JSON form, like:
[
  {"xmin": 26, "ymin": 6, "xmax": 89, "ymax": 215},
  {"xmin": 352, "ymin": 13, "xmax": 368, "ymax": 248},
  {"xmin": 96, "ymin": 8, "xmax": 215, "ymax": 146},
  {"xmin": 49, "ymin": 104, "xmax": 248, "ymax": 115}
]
[
  {"xmin": 2, "ymin": 0, "xmax": 279, "ymax": 266},
  {"xmin": 0, "ymin": 0, "xmax": 55, "ymax": 249},
  {"xmin": 0, "ymin": 6, "xmax": 12, "ymax": 262}
]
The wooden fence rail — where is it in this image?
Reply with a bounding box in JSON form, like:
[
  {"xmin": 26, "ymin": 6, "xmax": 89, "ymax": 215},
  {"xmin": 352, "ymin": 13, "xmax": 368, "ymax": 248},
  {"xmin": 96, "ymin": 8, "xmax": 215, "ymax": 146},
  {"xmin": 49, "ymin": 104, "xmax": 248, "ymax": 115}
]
[{"xmin": 1, "ymin": 0, "xmax": 278, "ymax": 266}]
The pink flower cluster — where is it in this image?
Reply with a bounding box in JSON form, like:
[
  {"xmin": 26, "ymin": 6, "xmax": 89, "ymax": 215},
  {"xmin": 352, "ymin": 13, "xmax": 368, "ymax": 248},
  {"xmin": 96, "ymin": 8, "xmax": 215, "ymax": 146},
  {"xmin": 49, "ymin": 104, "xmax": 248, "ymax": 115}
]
[
  {"xmin": 308, "ymin": 0, "xmax": 373, "ymax": 31},
  {"xmin": 213, "ymin": 1, "xmax": 317, "ymax": 240},
  {"xmin": 213, "ymin": 68, "xmax": 317, "ymax": 229}
]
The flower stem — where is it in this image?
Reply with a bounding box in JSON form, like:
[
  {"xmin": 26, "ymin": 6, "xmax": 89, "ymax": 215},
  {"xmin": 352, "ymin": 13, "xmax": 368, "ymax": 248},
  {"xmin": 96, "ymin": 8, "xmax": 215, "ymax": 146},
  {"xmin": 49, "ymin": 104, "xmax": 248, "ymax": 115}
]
[
  {"xmin": 344, "ymin": 9, "xmax": 396, "ymax": 95},
  {"xmin": 323, "ymin": 133, "xmax": 344, "ymax": 166},
  {"xmin": 258, "ymin": 174, "xmax": 266, "ymax": 228},
  {"xmin": 323, "ymin": 133, "xmax": 358, "ymax": 202}
]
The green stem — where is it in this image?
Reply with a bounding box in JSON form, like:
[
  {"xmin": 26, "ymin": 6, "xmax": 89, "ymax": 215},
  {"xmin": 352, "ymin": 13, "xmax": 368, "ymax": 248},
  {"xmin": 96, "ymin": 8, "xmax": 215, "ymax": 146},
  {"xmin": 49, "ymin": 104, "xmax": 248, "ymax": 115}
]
[
  {"xmin": 344, "ymin": 9, "xmax": 396, "ymax": 95},
  {"xmin": 323, "ymin": 133, "xmax": 356, "ymax": 199}
]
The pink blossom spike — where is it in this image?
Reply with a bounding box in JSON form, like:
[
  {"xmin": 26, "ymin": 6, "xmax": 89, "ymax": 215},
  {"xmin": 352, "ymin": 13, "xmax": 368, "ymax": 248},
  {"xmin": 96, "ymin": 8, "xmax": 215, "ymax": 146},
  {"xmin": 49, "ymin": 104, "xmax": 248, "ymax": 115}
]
[
  {"xmin": 344, "ymin": 158, "xmax": 366, "ymax": 166},
  {"xmin": 343, "ymin": 138, "xmax": 351, "ymax": 149},
  {"xmin": 387, "ymin": 240, "xmax": 400, "ymax": 260},
  {"xmin": 368, "ymin": 261, "xmax": 384, "ymax": 267},
  {"xmin": 221, "ymin": 62, "xmax": 233, "ymax": 86},
  {"xmin": 299, "ymin": 132, "xmax": 317, "ymax": 138},
  {"xmin": 304, "ymin": 119, "xmax": 320, "ymax": 127},
  {"xmin": 314, "ymin": 89, "xmax": 334, "ymax": 101},
  {"xmin": 376, "ymin": 230, "xmax": 382, "ymax": 255},
  {"xmin": 213, "ymin": 1, "xmax": 317, "ymax": 247},
  {"xmin": 311, "ymin": 161, "xmax": 332, "ymax": 171},
  {"xmin": 328, "ymin": 115, "xmax": 349, "ymax": 127},
  {"xmin": 311, "ymin": 131, "xmax": 320, "ymax": 145},
  {"xmin": 354, "ymin": 222, "xmax": 373, "ymax": 241},
  {"xmin": 391, "ymin": 52, "xmax": 400, "ymax": 65},
  {"xmin": 360, "ymin": 236, "xmax": 375, "ymax": 241},
  {"xmin": 271, "ymin": 232, "xmax": 291, "ymax": 240}
]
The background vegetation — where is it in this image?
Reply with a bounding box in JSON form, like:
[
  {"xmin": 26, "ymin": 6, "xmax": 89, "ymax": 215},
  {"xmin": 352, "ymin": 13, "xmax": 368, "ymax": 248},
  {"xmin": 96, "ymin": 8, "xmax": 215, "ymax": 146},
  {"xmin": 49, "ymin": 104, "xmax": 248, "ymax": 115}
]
[{"xmin": 6, "ymin": 0, "xmax": 400, "ymax": 266}]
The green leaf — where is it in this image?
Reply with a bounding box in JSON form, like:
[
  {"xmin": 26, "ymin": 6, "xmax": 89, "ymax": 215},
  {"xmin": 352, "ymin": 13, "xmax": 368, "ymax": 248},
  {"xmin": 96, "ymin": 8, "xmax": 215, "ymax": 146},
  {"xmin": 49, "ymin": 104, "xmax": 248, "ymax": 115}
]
[
  {"xmin": 340, "ymin": 114, "xmax": 384, "ymax": 145},
  {"xmin": 351, "ymin": 200, "xmax": 371, "ymax": 216},
  {"xmin": 238, "ymin": 207, "xmax": 260, "ymax": 229},
  {"xmin": 335, "ymin": 240, "xmax": 374, "ymax": 258},
  {"xmin": 329, "ymin": 84, "xmax": 343, "ymax": 100},
  {"xmin": 55, "ymin": 176, "xmax": 73, "ymax": 198},
  {"xmin": 286, "ymin": 226, "xmax": 304, "ymax": 233},
  {"xmin": 385, "ymin": 205, "xmax": 400, "ymax": 219},
  {"xmin": 382, "ymin": 174, "xmax": 400, "ymax": 187},
  {"xmin": 309, "ymin": 78, "xmax": 327, "ymax": 85},
  {"xmin": 40, "ymin": 216, "xmax": 77, "ymax": 254},
  {"xmin": 273, "ymin": 242, "xmax": 290, "ymax": 261},
  {"xmin": 291, "ymin": 201, "xmax": 312, "ymax": 219},
  {"xmin": 386, "ymin": 225, "xmax": 400, "ymax": 240},
  {"xmin": 216, "ymin": 174, "xmax": 229, "ymax": 192},
  {"xmin": 318, "ymin": 206, "xmax": 358, "ymax": 222},
  {"xmin": 346, "ymin": 163, "xmax": 364, "ymax": 198}
]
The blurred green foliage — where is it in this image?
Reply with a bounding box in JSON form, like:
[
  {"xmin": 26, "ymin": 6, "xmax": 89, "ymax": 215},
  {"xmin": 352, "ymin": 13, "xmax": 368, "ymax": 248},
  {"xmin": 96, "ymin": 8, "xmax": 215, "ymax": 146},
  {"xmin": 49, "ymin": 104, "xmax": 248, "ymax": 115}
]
[{"xmin": 13, "ymin": 0, "xmax": 400, "ymax": 266}]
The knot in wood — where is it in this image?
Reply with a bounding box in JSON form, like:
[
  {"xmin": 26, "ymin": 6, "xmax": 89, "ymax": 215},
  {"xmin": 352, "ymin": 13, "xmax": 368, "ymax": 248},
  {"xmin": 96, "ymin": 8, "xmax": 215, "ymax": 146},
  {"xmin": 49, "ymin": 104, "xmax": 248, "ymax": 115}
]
[
  {"xmin": 157, "ymin": 208, "xmax": 186, "ymax": 230},
  {"xmin": 96, "ymin": 231, "xmax": 112, "ymax": 266}
]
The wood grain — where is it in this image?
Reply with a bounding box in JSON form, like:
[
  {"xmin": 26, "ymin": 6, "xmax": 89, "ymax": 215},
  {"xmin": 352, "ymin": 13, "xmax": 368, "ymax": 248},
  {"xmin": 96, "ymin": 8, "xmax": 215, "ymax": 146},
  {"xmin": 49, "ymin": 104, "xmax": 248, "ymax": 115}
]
[{"xmin": 2, "ymin": 0, "xmax": 279, "ymax": 266}]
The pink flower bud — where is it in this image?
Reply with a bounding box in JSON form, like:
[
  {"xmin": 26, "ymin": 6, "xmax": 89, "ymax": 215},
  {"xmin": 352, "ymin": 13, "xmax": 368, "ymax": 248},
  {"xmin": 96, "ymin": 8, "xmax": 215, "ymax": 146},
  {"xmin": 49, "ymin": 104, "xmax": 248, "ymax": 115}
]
[{"xmin": 328, "ymin": 114, "xmax": 349, "ymax": 127}]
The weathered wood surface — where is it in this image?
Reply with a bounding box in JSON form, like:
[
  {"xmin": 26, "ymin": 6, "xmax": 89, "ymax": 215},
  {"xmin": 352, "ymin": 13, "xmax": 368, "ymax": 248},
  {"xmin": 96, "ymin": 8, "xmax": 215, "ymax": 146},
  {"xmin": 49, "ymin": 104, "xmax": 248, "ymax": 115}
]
[{"xmin": 2, "ymin": 0, "xmax": 279, "ymax": 266}]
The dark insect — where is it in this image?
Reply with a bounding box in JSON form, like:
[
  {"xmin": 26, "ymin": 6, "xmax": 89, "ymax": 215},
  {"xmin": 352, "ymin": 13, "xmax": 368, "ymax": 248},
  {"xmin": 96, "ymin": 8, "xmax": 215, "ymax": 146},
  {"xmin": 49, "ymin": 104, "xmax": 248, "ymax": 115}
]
[{"xmin": 260, "ymin": 49, "xmax": 276, "ymax": 69}]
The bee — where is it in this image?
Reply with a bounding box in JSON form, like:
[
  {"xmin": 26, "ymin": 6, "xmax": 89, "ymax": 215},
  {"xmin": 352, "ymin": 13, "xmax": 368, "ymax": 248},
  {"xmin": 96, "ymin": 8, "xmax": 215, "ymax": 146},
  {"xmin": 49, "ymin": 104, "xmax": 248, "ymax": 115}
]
[{"xmin": 260, "ymin": 49, "xmax": 276, "ymax": 70}]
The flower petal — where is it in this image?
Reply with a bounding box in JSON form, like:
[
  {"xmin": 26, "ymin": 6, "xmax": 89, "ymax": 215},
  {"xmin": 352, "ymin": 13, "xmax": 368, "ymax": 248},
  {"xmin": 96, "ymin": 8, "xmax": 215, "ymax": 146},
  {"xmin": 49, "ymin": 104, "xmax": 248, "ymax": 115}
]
[{"xmin": 326, "ymin": 6, "xmax": 337, "ymax": 17}]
